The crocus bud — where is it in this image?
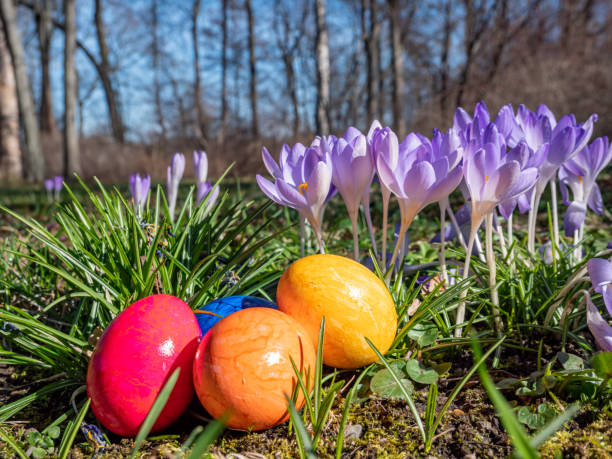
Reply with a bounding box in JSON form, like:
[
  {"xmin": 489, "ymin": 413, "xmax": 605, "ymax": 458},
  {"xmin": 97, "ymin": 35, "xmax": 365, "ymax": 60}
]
[{"xmin": 167, "ymin": 153, "xmax": 185, "ymax": 221}]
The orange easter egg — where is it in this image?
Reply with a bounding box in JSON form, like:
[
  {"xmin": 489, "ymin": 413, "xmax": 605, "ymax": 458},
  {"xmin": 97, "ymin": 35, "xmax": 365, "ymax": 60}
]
[
  {"xmin": 192, "ymin": 307, "xmax": 316, "ymax": 431},
  {"xmin": 277, "ymin": 254, "xmax": 397, "ymax": 369}
]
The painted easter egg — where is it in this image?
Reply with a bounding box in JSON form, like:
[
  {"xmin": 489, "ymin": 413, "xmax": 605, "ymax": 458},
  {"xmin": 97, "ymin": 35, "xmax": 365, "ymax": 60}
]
[
  {"xmin": 276, "ymin": 254, "xmax": 397, "ymax": 369},
  {"xmin": 193, "ymin": 307, "xmax": 316, "ymax": 431},
  {"xmin": 87, "ymin": 294, "xmax": 201, "ymax": 436},
  {"xmin": 195, "ymin": 295, "xmax": 276, "ymax": 335}
]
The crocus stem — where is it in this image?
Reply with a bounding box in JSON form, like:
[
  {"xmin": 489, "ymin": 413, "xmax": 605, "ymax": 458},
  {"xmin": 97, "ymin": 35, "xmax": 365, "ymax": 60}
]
[
  {"xmin": 315, "ymin": 228, "xmax": 325, "ymax": 254},
  {"xmin": 551, "ymin": 180, "xmax": 559, "ymax": 256},
  {"xmin": 362, "ymin": 192, "xmax": 377, "ymax": 255},
  {"xmin": 299, "ymin": 215, "xmax": 305, "ymax": 258},
  {"xmin": 485, "ymin": 213, "xmax": 503, "ymax": 336},
  {"xmin": 446, "ymin": 203, "xmax": 468, "ymax": 250},
  {"xmin": 439, "ymin": 203, "xmax": 448, "ymax": 284},
  {"xmin": 388, "ymin": 221, "xmax": 408, "ymax": 274},
  {"xmin": 507, "ymin": 214, "xmax": 514, "ymax": 269},
  {"xmin": 381, "ymin": 189, "xmax": 391, "ymax": 267},
  {"xmin": 349, "ymin": 208, "xmax": 359, "ymax": 261},
  {"xmin": 473, "ymin": 232, "xmax": 486, "ymax": 262},
  {"xmin": 455, "ymin": 227, "xmax": 477, "ymax": 338},
  {"xmin": 528, "ymin": 187, "xmax": 543, "ymax": 255},
  {"xmin": 494, "ymin": 214, "xmax": 508, "ymax": 259}
]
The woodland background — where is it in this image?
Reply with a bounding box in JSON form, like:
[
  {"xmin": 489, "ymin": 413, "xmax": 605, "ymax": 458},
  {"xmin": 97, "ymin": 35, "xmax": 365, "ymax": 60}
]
[{"xmin": 0, "ymin": 0, "xmax": 611, "ymax": 183}]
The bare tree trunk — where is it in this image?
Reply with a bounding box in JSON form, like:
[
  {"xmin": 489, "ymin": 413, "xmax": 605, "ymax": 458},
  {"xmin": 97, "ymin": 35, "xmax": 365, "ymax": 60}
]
[
  {"xmin": 192, "ymin": 0, "xmax": 207, "ymax": 148},
  {"xmin": 63, "ymin": 0, "xmax": 79, "ymax": 177},
  {"xmin": 36, "ymin": 0, "xmax": 55, "ymax": 135},
  {"xmin": 388, "ymin": 0, "xmax": 404, "ymax": 138},
  {"xmin": 218, "ymin": 0, "xmax": 228, "ymax": 143},
  {"xmin": 276, "ymin": 2, "xmax": 301, "ymax": 137},
  {"xmin": 439, "ymin": 0, "xmax": 452, "ymax": 116},
  {"xmin": 362, "ymin": 0, "xmax": 379, "ymax": 122},
  {"xmin": 0, "ymin": 19, "xmax": 22, "ymax": 181},
  {"xmin": 151, "ymin": 0, "xmax": 166, "ymax": 141},
  {"xmin": 245, "ymin": 0, "xmax": 258, "ymax": 137},
  {"xmin": 0, "ymin": 0, "xmax": 44, "ymax": 181},
  {"xmin": 94, "ymin": 0, "xmax": 125, "ymax": 143},
  {"xmin": 455, "ymin": 0, "xmax": 493, "ymax": 108},
  {"xmin": 314, "ymin": 0, "xmax": 330, "ymax": 134}
]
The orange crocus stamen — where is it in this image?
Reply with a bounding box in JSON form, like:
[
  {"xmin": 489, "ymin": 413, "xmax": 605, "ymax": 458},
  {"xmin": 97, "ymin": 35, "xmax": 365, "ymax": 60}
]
[
  {"xmin": 298, "ymin": 182, "xmax": 308, "ymax": 195},
  {"xmin": 485, "ymin": 175, "xmax": 489, "ymax": 183},
  {"xmin": 578, "ymin": 176, "xmax": 583, "ymax": 184}
]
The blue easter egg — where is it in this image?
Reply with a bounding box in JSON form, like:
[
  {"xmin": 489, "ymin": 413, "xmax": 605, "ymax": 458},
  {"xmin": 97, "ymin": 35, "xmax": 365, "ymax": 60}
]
[{"xmin": 195, "ymin": 295, "xmax": 277, "ymax": 335}]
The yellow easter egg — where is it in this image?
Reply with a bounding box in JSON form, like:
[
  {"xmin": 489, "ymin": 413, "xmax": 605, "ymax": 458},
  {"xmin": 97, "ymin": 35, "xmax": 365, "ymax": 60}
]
[{"xmin": 276, "ymin": 254, "xmax": 397, "ymax": 369}]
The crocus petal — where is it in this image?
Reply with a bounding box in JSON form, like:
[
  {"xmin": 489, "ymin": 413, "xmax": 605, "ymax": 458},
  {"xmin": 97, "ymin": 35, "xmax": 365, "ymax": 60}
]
[
  {"xmin": 563, "ymin": 200, "xmax": 587, "ymax": 237},
  {"xmin": 536, "ymin": 104, "xmax": 556, "ymax": 128},
  {"xmin": 403, "ymin": 161, "xmax": 436, "ymax": 204},
  {"xmin": 587, "ymin": 183, "xmax": 603, "ymax": 215},
  {"xmin": 261, "ymin": 147, "xmax": 281, "ymax": 178},
  {"xmin": 548, "ymin": 126, "xmax": 576, "ymax": 165},
  {"xmin": 344, "ymin": 126, "xmax": 363, "ymax": 142},
  {"xmin": 505, "ymin": 167, "xmax": 538, "ymax": 200},
  {"xmin": 277, "ymin": 179, "xmax": 308, "ymax": 209},
  {"xmin": 376, "ymin": 154, "xmax": 404, "ymax": 198},
  {"xmin": 454, "ymin": 107, "xmax": 472, "ymax": 134},
  {"xmin": 305, "ymin": 161, "xmax": 332, "ymax": 219},
  {"xmin": 517, "ymin": 192, "xmax": 532, "ymax": 214},
  {"xmin": 427, "ymin": 166, "xmax": 463, "ymax": 205},
  {"xmin": 482, "ymin": 161, "xmax": 520, "ymax": 203},
  {"xmin": 587, "ymin": 258, "xmax": 612, "ymax": 295},
  {"xmin": 586, "ymin": 296, "xmax": 612, "ymax": 352},
  {"xmin": 256, "ymin": 175, "xmax": 286, "ymax": 206},
  {"xmin": 498, "ymin": 198, "xmax": 516, "ymax": 219}
]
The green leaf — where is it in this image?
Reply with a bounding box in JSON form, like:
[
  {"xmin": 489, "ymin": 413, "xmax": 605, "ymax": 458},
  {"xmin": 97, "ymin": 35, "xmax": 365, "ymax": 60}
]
[
  {"xmin": 186, "ymin": 418, "xmax": 226, "ymax": 459},
  {"xmin": 591, "ymin": 352, "xmax": 612, "ymax": 379},
  {"xmin": 406, "ymin": 360, "xmax": 439, "ymax": 385},
  {"xmin": 31, "ymin": 447, "xmax": 47, "ymax": 459},
  {"xmin": 27, "ymin": 431, "xmax": 42, "ymax": 446},
  {"xmin": 130, "ymin": 368, "xmax": 181, "ymax": 458},
  {"xmin": 46, "ymin": 426, "xmax": 61, "ymax": 440},
  {"xmin": 57, "ymin": 398, "xmax": 90, "ymax": 459},
  {"xmin": 429, "ymin": 361, "xmax": 452, "ymax": 377},
  {"xmin": 557, "ymin": 352, "xmax": 585, "ymax": 371},
  {"xmin": 370, "ymin": 361, "xmax": 414, "ymax": 399},
  {"xmin": 0, "ymin": 426, "xmax": 28, "ymax": 459},
  {"xmin": 406, "ymin": 323, "xmax": 438, "ymax": 347},
  {"xmin": 471, "ymin": 338, "xmax": 538, "ymax": 459}
]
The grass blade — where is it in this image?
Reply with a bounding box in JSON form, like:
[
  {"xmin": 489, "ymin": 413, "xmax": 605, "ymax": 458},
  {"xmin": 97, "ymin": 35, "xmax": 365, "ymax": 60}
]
[
  {"xmin": 471, "ymin": 338, "xmax": 538, "ymax": 459},
  {"xmin": 365, "ymin": 337, "xmax": 426, "ymax": 442},
  {"xmin": 130, "ymin": 368, "xmax": 180, "ymax": 458},
  {"xmin": 186, "ymin": 418, "xmax": 226, "ymax": 459},
  {"xmin": 57, "ymin": 398, "xmax": 91, "ymax": 459}
]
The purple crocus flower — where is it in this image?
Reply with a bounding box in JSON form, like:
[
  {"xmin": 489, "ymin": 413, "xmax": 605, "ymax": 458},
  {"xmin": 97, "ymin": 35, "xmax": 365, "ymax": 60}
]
[
  {"xmin": 166, "ymin": 153, "xmax": 185, "ymax": 221},
  {"xmin": 197, "ymin": 180, "xmax": 220, "ymax": 213},
  {"xmin": 193, "ymin": 151, "xmax": 208, "ymax": 185},
  {"xmin": 463, "ymin": 125, "xmax": 538, "ymax": 225},
  {"xmin": 129, "ymin": 173, "xmax": 151, "ymax": 215},
  {"xmin": 586, "ymin": 257, "xmax": 612, "ymax": 351},
  {"xmin": 257, "ymin": 144, "xmax": 332, "ymax": 252},
  {"xmin": 53, "ymin": 176, "xmax": 64, "ymax": 200},
  {"xmin": 44, "ymin": 178, "xmax": 53, "ymax": 193},
  {"xmin": 497, "ymin": 141, "xmax": 548, "ymax": 218},
  {"xmin": 559, "ymin": 137, "xmax": 612, "ymax": 236},
  {"xmin": 377, "ymin": 130, "xmax": 463, "ymax": 267},
  {"xmin": 587, "ymin": 257, "xmax": 612, "ymax": 315},
  {"xmin": 330, "ymin": 127, "xmax": 374, "ymax": 259}
]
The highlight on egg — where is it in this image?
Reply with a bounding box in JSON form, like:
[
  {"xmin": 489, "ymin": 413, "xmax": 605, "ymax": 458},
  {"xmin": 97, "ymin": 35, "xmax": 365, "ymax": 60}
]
[
  {"xmin": 192, "ymin": 307, "xmax": 316, "ymax": 431},
  {"xmin": 86, "ymin": 294, "xmax": 201, "ymax": 436},
  {"xmin": 195, "ymin": 295, "xmax": 277, "ymax": 336},
  {"xmin": 276, "ymin": 254, "xmax": 398, "ymax": 369}
]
